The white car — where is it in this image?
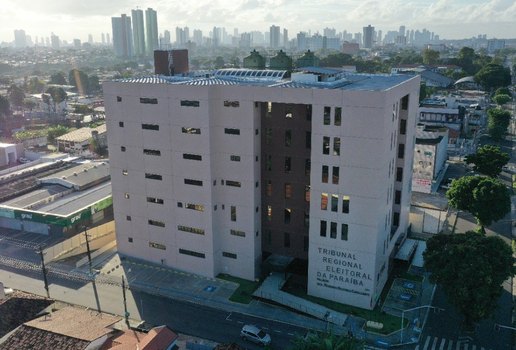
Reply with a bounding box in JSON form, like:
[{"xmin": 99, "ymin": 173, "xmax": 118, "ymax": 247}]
[{"xmin": 240, "ymin": 324, "xmax": 271, "ymax": 346}]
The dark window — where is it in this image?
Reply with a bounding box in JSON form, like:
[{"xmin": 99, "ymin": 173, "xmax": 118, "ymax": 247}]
[
  {"xmin": 148, "ymin": 219, "xmax": 165, "ymax": 227},
  {"xmin": 400, "ymin": 119, "xmax": 407, "ymax": 135},
  {"xmin": 147, "ymin": 197, "xmax": 164, "ymax": 204},
  {"xmin": 222, "ymin": 251, "xmax": 237, "ymax": 259},
  {"xmin": 332, "ymin": 166, "xmax": 339, "ymax": 184},
  {"xmin": 305, "ymin": 185, "xmax": 310, "ymax": 202},
  {"xmin": 183, "ymin": 153, "xmax": 202, "ymax": 161},
  {"xmin": 335, "ymin": 107, "xmax": 342, "ymax": 126},
  {"xmin": 128, "ymin": 237, "xmax": 133, "ymax": 242},
  {"xmin": 285, "ymin": 106, "xmax": 293, "ymax": 118},
  {"xmin": 393, "ymin": 212, "xmax": 400, "ymax": 226},
  {"xmin": 177, "ymin": 202, "xmax": 183, "ymax": 207},
  {"xmin": 143, "ymin": 149, "xmax": 161, "ymax": 156},
  {"xmin": 304, "ymin": 236, "xmax": 309, "ymax": 252},
  {"xmin": 322, "ymin": 165, "xmax": 329, "ymax": 183},
  {"xmin": 231, "ymin": 206, "xmax": 237, "ymax": 221},
  {"xmin": 266, "ymin": 155, "xmax": 272, "ymax": 171},
  {"xmin": 182, "ymin": 127, "xmax": 201, "ymax": 134},
  {"xmin": 119, "ymin": 121, "xmax": 124, "ymax": 127},
  {"xmin": 266, "ymin": 180, "xmax": 272, "ymax": 196},
  {"xmin": 180, "ymin": 100, "xmax": 200, "ymax": 107},
  {"xmin": 304, "ymin": 211, "xmax": 309, "ymax": 227},
  {"xmin": 323, "ymin": 106, "xmax": 331, "ymax": 125},
  {"xmin": 284, "ymin": 157, "xmax": 291, "ymax": 173},
  {"xmin": 149, "ymin": 242, "xmax": 166, "ymax": 250},
  {"xmin": 225, "ymin": 128, "xmax": 240, "ymax": 135},
  {"xmin": 284, "ymin": 208, "xmax": 291, "ymax": 224},
  {"xmin": 284, "ymin": 232, "xmax": 290, "ymax": 248},
  {"xmin": 265, "ymin": 128, "xmax": 272, "ymax": 145},
  {"xmin": 396, "ymin": 167, "xmax": 403, "ymax": 182},
  {"xmin": 145, "ymin": 173, "xmax": 162, "ymax": 181},
  {"xmin": 140, "ymin": 97, "xmax": 158, "ymax": 104},
  {"xmin": 323, "ymin": 137, "xmax": 330, "ymax": 155},
  {"xmin": 398, "ymin": 144, "xmax": 405, "ymax": 159},
  {"xmin": 285, "ymin": 130, "xmax": 292, "ymax": 147},
  {"xmin": 224, "ymin": 100, "xmax": 240, "ymax": 107},
  {"xmin": 285, "ymin": 183, "xmax": 292, "ymax": 199},
  {"xmin": 401, "ymin": 95, "xmax": 409, "ymax": 110},
  {"xmin": 305, "ymin": 131, "xmax": 311, "ymax": 149},
  {"xmin": 226, "ymin": 180, "xmax": 241, "ymax": 187},
  {"xmin": 142, "ymin": 123, "xmax": 159, "ymax": 131},
  {"xmin": 342, "ymin": 195, "xmax": 350, "ymax": 213},
  {"xmin": 230, "ymin": 229, "xmax": 246, "ymax": 237},
  {"xmin": 117, "ymin": 96, "xmax": 122, "ymax": 102},
  {"xmin": 122, "ymin": 169, "xmax": 128, "ymax": 176},
  {"xmin": 330, "ymin": 222, "xmax": 337, "ymax": 239},
  {"xmin": 230, "ymin": 155, "xmax": 241, "ymax": 162},
  {"xmin": 306, "ymin": 105, "xmax": 312, "ymax": 121},
  {"xmin": 126, "ymin": 215, "xmax": 131, "ymax": 221},
  {"xmin": 121, "ymin": 146, "xmax": 126, "ymax": 152},
  {"xmin": 321, "ymin": 193, "xmax": 328, "ymax": 210},
  {"xmin": 185, "ymin": 203, "xmax": 204, "ymax": 211},
  {"xmin": 341, "ymin": 224, "xmax": 349, "ymax": 240},
  {"xmin": 333, "ymin": 137, "xmax": 340, "ymax": 156},
  {"xmin": 305, "ymin": 159, "xmax": 311, "ymax": 176},
  {"xmin": 179, "ymin": 248, "xmax": 205, "ymax": 258},
  {"xmin": 320, "ymin": 220, "xmax": 327, "ymax": 237},
  {"xmin": 331, "ymin": 194, "xmax": 338, "ymax": 212},
  {"xmin": 184, "ymin": 179, "xmax": 203, "ymax": 186},
  {"xmin": 395, "ymin": 190, "xmax": 401, "ymax": 205},
  {"xmin": 177, "ymin": 225, "xmax": 205, "ymax": 235}
]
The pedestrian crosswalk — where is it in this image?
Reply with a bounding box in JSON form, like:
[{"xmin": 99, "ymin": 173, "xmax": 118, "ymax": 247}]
[{"xmin": 414, "ymin": 336, "xmax": 491, "ymax": 350}]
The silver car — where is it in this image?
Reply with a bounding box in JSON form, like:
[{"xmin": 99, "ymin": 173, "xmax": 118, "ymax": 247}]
[{"xmin": 240, "ymin": 324, "xmax": 271, "ymax": 346}]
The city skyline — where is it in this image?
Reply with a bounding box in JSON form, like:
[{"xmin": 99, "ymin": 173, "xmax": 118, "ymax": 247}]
[{"xmin": 2, "ymin": 0, "xmax": 516, "ymax": 44}]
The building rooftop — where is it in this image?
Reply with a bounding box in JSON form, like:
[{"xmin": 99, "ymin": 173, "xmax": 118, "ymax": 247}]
[
  {"xmin": 38, "ymin": 162, "xmax": 110, "ymax": 190},
  {"xmin": 0, "ymin": 325, "xmax": 90, "ymax": 350},
  {"xmin": 416, "ymin": 136, "xmax": 444, "ymax": 145},
  {"xmin": 56, "ymin": 124, "xmax": 107, "ymax": 143},
  {"xmin": 25, "ymin": 306, "xmax": 120, "ymax": 342},
  {"xmin": 116, "ymin": 69, "xmax": 417, "ymax": 92}
]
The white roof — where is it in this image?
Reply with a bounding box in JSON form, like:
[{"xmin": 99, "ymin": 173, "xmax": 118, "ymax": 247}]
[
  {"xmin": 395, "ymin": 238, "xmax": 418, "ymax": 261},
  {"xmin": 411, "ymin": 240, "xmax": 427, "ymax": 268}
]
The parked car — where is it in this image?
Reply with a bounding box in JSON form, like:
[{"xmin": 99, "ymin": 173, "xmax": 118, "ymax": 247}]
[{"xmin": 240, "ymin": 324, "xmax": 271, "ymax": 346}]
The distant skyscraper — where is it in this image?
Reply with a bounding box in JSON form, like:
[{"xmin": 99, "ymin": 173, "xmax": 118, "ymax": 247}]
[
  {"xmin": 323, "ymin": 27, "xmax": 336, "ymax": 38},
  {"xmin": 193, "ymin": 29, "xmax": 203, "ymax": 45},
  {"xmin": 163, "ymin": 30, "xmax": 171, "ymax": 47},
  {"xmin": 270, "ymin": 25, "xmax": 280, "ymax": 48},
  {"xmin": 212, "ymin": 27, "xmax": 222, "ymax": 47},
  {"xmin": 106, "ymin": 33, "xmax": 111, "ymax": 45},
  {"xmin": 88, "ymin": 34, "xmax": 93, "ymax": 44},
  {"xmin": 112, "ymin": 14, "xmax": 133, "ymax": 57},
  {"xmin": 283, "ymin": 29, "xmax": 288, "ymax": 48},
  {"xmin": 13, "ymin": 29, "xmax": 27, "ymax": 48},
  {"xmin": 101, "ymin": 33, "xmax": 106, "ymax": 44},
  {"xmin": 377, "ymin": 30, "xmax": 383, "ymax": 45},
  {"xmin": 399, "ymin": 25, "xmax": 406, "ymax": 38},
  {"xmin": 362, "ymin": 25, "xmax": 374, "ymax": 48},
  {"xmin": 145, "ymin": 8, "xmax": 158, "ymax": 55},
  {"xmin": 73, "ymin": 39, "xmax": 81, "ymax": 48},
  {"xmin": 132, "ymin": 8, "xmax": 145, "ymax": 56},
  {"xmin": 50, "ymin": 32, "xmax": 60, "ymax": 49}
]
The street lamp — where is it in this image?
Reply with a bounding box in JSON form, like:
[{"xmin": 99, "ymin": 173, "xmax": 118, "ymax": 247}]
[
  {"xmin": 35, "ymin": 245, "xmax": 50, "ymax": 298},
  {"xmin": 82, "ymin": 226, "xmax": 92, "ymax": 275}
]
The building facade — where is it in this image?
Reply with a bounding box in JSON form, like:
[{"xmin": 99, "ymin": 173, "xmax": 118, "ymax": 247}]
[
  {"xmin": 131, "ymin": 9, "xmax": 145, "ymax": 57},
  {"xmin": 104, "ymin": 69, "xmax": 419, "ymax": 309}
]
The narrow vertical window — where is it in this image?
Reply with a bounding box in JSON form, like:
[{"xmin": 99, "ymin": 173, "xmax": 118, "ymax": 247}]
[
  {"xmin": 333, "ymin": 137, "xmax": 340, "ymax": 156},
  {"xmin": 284, "ymin": 157, "xmax": 291, "ymax": 173},
  {"xmin": 323, "ymin": 106, "xmax": 331, "ymax": 125},
  {"xmin": 323, "ymin": 137, "xmax": 330, "ymax": 155},
  {"xmin": 342, "ymin": 195, "xmax": 350, "ymax": 213},
  {"xmin": 285, "ymin": 130, "xmax": 292, "ymax": 147},
  {"xmin": 305, "ymin": 131, "xmax": 311, "ymax": 149},
  {"xmin": 305, "ymin": 159, "xmax": 311, "ymax": 176},
  {"xmin": 267, "ymin": 205, "xmax": 272, "ymax": 221},
  {"xmin": 330, "ymin": 222, "xmax": 337, "ymax": 239},
  {"xmin": 265, "ymin": 128, "xmax": 272, "ymax": 145},
  {"xmin": 266, "ymin": 155, "xmax": 272, "ymax": 171},
  {"xmin": 321, "ymin": 193, "xmax": 328, "ymax": 210},
  {"xmin": 304, "ymin": 185, "xmax": 310, "ymax": 202},
  {"xmin": 331, "ymin": 194, "xmax": 338, "ymax": 212},
  {"xmin": 334, "ymin": 107, "xmax": 342, "ymax": 126},
  {"xmin": 284, "ymin": 232, "xmax": 290, "ymax": 248},
  {"xmin": 332, "ymin": 167, "xmax": 339, "ymax": 185},
  {"xmin": 284, "ymin": 183, "xmax": 292, "ymax": 199},
  {"xmin": 284, "ymin": 208, "xmax": 291, "ymax": 224},
  {"xmin": 322, "ymin": 165, "xmax": 329, "ymax": 183},
  {"xmin": 341, "ymin": 224, "xmax": 349, "ymax": 240},
  {"xmin": 320, "ymin": 220, "xmax": 327, "ymax": 237},
  {"xmin": 231, "ymin": 206, "xmax": 237, "ymax": 221},
  {"xmin": 266, "ymin": 180, "xmax": 272, "ymax": 196}
]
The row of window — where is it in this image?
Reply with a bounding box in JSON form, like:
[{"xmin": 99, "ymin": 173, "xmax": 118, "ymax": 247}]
[
  {"xmin": 321, "ymin": 165, "xmax": 339, "ymax": 185},
  {"xmin": 264, "ymin": 230, "xmax": 309, "ymax": 251},
  {"xmin": 264, "ymin": 129, "xmax": 311, "ymax": 149},
  {"xmin": 145, "ymin": 241, "xmax": 237, "ymax": 260},
  {"xmin": 265, "ymin": 103, "xmax": 312, "ymax": 121},
  {"xmin": 265, "ymin": 156, "xmax": 310, "ymax": 175},
  {"xmin": 178, "ymin": 225, "xmax": 205, "ymax": 235},
  {"xmin": 322, "ymin": 136, "xmax": 341, "ymax": 156},
  {"xmin": 116, "ymin": 97, "xmax": 200, "ymax": 107},
  {"xmin": 321, "ymin": 193, "xmax": 350, "ymax": 213},
  {"xmin": 123, "ymin": 147, "xmax": 244, "ymax": 164},
  {"xmin": 320, "ymin": 220, "xmax": 349, "ymax": 240},
  {"xmin": 323, "ymin": 106, "xmax": 342, "ymax": 126}
]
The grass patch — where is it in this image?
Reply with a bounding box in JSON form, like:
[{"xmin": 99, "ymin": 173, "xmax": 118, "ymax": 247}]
[
  {"xmin": 217, "ymin": 274, "xmax": 261, "ymax": 304},
  {"xmin": 283, "ymin": 279, "xmax": 405, "ymax": 335}
]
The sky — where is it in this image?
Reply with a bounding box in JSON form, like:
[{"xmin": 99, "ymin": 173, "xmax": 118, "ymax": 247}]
[{"xmin": 2, "ymin": 0, "xmax": 516, "ymax": 43}]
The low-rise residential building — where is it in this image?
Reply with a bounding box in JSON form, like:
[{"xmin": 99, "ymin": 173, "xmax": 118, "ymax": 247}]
[
  {"xmin": 0, "ymin": 143, "xmax": 24, "ymax": 167},
  {"xmin": 56, "ymin": 124, "xmax": 107, "ymax": 156},
  {"xmin": 412, "ymin": 125, "xmax": 448, "ymax": 193}
]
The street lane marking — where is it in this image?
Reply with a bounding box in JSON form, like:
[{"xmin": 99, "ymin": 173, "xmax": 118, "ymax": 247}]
[
  {"xmin": 431, "ymin": 337, "xmax": 438, "ymax": 350},
  {"xmin": 447, "ymin": 341, "xmax": 453, "ymax": 350},
  {"xmin": 422, "ymin": 336, "xmax": 431, "ymax": 350},
  {"xmin": 273, "ymin": 330, "xmax": 282, "ymax": 333},
  {"xmin": 287, "ymin": 333, "xmax": 294, "ymax": 336},
  {"xmin": 225, "ymin": 312, "xmax": 232, "ymax": 321},
  {"xmin": 439, "ymin": 338, "xmax": 445, "ymax": 350},
  {"xmin": 237, "ymin": 321, "xmax": 243, "ymax": 324}
]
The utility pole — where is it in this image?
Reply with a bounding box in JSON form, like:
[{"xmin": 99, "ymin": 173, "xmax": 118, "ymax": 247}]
[
  {"xmin": 37, "ymin": 245, "xmax": 50, "ymax": 298},
  {"xmin": 122, "ymin": 276, "xmax": 129, "ymax": 325},
  {"xmin": 83, "ymin": 226, "xmax": 92, "ymax": 275}
]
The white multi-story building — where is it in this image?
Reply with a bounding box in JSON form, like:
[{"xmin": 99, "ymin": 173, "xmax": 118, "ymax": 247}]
[{"xmin": 104, "ymin": 69, "xmax": 419, "ymax": 309}]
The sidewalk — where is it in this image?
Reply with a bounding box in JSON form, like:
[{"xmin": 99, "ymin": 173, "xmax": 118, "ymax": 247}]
[{"xmin": 78, "ymin": 253, "xmax": 331, "ymax": 334}]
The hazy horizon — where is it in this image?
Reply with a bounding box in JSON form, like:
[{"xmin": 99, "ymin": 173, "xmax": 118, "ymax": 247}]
[{"xmin": 2, "ymin": 0, "xmax": 516, "ymax": 43}]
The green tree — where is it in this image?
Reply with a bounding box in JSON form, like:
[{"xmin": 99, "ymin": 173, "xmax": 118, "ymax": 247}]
[
  {"xmin": 27, "ymin": 77, "xmax": 45, "ymax": 94},
  {"xmin": 487, "ymin": 108, "xmax": 511, "ymax": 140},
  {"xmin": 320, "ymin": 53, "xmax": 354, "ymax": 67},
  {"xmin": 87, "ymin": 75, "xmax": 100, "ymax": 94},
  {"xmin": 446, "ymin": 176, "xmax": 511, "ymax": 229},
  {"xmin": 464, "ymin": 145, "xmax": 510, "ymax": 177},
  {"xmin": 47, "ymin": 125, "xmax": 70, "ymax": 143},
  {"xmin": 456, "ymin": 47, "xmax": 477, "ymax": 74},
  {"xmin": 474, "ymin": 63, "xmax": 511, "ymax": 91},
  {"xmin": 493, "ymin": 94, "xmax": 511, "ymax": 106},
  {"xmin": 69, "ymin": 69, "xmax": 90, "ymax": 95},
  {"xmin": 49, "ymin": 71, "xmax": 67, "ymax": 85},
  {"xmin": 422, "ymin": 48, "xmax": 440, "ymax": 65},
  {"xmin": 45, "ymin": 86, "xmax": 67, "ymax": 113},
  {"xmin": 214, "ymin": 56, "xmax": 225, "ymax": 69},
  {"xmin": 424, "ymin": 232, "xmax": 514, "ymax": 326},
  {"xmin": 289, "ymin": 332, "xmax": 363, "ymax": 350},
  {"xmin": 495, "ymin": 87, "xmax": 512, "ymax": 97},
  {"xmin": 0, "ymin": 95, "xmax": 10, "ymax": 116},
  {"xmin": 8, "ymin": 84, "xmax": 25, "ymax": 108}
]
